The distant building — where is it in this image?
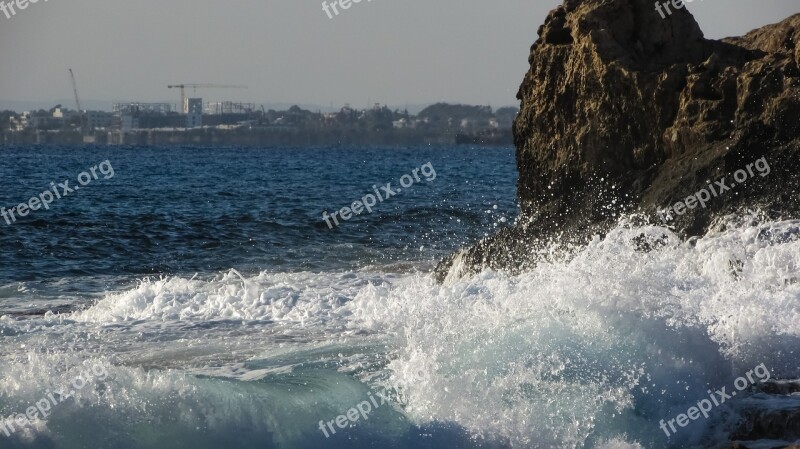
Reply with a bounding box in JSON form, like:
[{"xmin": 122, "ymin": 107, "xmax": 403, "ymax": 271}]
[
  {"xmin": 113, "ymin": 103, "xmax": 173, "ymax": 131},
  {"xmin": 86, "ymin": 111, "xmax": 114, "ymax": 130},
  {"xmin": 120, "ymin": 115, "xmax": 140, "ymax": 131},
  {"xmin": 393, "ymin": 118, "xmax": 414, "ymax": 129},
  {"xmin": 113, "ymin": 103, "xmax": 172, "ymax": 115},
  {"xmin": 185, "ymin": 98, "xmax": 203, "ymax": 128},
  {"xmin": 204, "ymin": 101, "xmax": 254, "ymax": 115},
  {"xmin": 27, "ymin": 110, "xmax": 63, "ymax": 130},
  {"xmin": 9, "ymin": 113, "xmax": 28, "ymax": 131}
]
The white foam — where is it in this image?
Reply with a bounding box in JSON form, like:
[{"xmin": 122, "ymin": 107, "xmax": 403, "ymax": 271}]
[
  {"xmin": 1, "ymin": 216, "xmax": 797, "ymax": 448},
  {"xmin": 69, "ymin": 270, "xmax": 381, "ymax": 326},
  {"xmin": 345, "ymin": 217, "xmax": 800, "ymax": 447}
]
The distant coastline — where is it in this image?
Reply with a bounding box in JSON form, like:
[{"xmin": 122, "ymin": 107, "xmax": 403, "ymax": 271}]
[{"xmin": 0, "ymin": 102, "xmax": 516, "ymax": 147}]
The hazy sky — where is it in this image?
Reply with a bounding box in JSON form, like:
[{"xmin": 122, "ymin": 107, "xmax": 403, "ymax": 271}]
[{"xmin": 0, "ymin": 0, "xmax": 797, "ymax": 111}]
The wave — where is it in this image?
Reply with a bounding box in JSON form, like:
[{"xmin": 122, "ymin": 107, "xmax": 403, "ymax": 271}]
[{"xmin": 0, "ymin": 216, "xmax": 798, "ymax": 448}]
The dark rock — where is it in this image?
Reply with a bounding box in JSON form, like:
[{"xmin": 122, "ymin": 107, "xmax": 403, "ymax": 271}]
[
  {"xmin": 731, "ymin": 393, "xmax": 800, "ymax": 441},
  {"xmin": 435, "ymin": 0, "xmax": 800, "ymax": 282},
  {"xmin": 715, "ymin": 442, "xmax": 800, "ymax": 449},
  {"xmin": 755, "ymin": 380, "xmax": 800, "ymax": 395}
]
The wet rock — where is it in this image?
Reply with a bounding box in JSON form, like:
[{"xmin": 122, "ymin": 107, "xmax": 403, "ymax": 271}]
[{"xmin": 436, "ymin": 0, "xmax": 800, "ymax": 282}]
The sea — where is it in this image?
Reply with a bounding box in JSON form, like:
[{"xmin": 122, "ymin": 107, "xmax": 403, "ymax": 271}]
[{"xmin": 0, "ymin": 145, "xmax": 798, "ymax": 449}]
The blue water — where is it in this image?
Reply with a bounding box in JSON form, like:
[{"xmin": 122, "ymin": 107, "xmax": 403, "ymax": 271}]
[
  {"xmin": 0, "ymin": 145, "xmax": 515, "ymax": 308},
  {"xmin": 1, "ymin": 145, "xmax": 798, "ymax": 449},
  {"xmin": 0, "ymin": 145, "xmax": 519, "ymax": 448}
]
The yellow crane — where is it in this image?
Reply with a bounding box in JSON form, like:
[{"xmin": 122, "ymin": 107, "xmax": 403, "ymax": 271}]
[{"xmin": 167, "ymin": 84, "xmax": 248, "ymax": 113}]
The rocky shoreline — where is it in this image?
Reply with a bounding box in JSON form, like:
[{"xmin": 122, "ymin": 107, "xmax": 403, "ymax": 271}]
[
  {"xmin": 435, "ymin": 0, "xmax": 800, "ymax": 446},
  {"xmin": 435, "ymin": 0, "xmax": 800, "ymax": 283},
  {"xmin": 717, "ymin": 379, "xmax": 800, "ymax": 448}
]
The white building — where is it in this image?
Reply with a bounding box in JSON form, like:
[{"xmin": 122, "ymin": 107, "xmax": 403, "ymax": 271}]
[{"xmin": 9, "ymin": 113, "xmax": 28, "ymax": 131}]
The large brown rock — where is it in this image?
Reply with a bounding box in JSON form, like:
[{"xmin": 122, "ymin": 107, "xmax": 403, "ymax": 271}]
[{"xmin": 436, "ymin": 0, "xmax": 800, "ymax": 282}]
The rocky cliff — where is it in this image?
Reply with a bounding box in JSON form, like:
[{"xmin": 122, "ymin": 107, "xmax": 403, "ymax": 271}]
[
  {"xmin": 436, "ymin": 0, "xmax": 800, "ymax": 282},
  {"xmin": 435, "ymin": 2, "xmax": 800, "ymax": 445}
]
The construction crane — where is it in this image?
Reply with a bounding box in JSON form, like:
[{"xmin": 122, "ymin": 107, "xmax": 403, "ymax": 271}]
[
  {"xmin": 167, "ymin": 84, "xmax": 247, "ymax": 113},
  {"xmin": 68, "ymin": 68, "xmax": 86, "ymax": 133}
]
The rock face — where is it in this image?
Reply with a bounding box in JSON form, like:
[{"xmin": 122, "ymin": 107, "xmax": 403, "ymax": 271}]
[
  {"xmin": 718, "ymin": 379, "xmax": 800, "ymax": 449},
  {"xmin": 435, "ymin": 0, "xmax": 800, "ymax": 282}
]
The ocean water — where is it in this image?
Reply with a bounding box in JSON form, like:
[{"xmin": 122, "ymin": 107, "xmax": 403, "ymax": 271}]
[{"xmin": 0, "ymin": 146, "xmax": 798, "ymax": 449}]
